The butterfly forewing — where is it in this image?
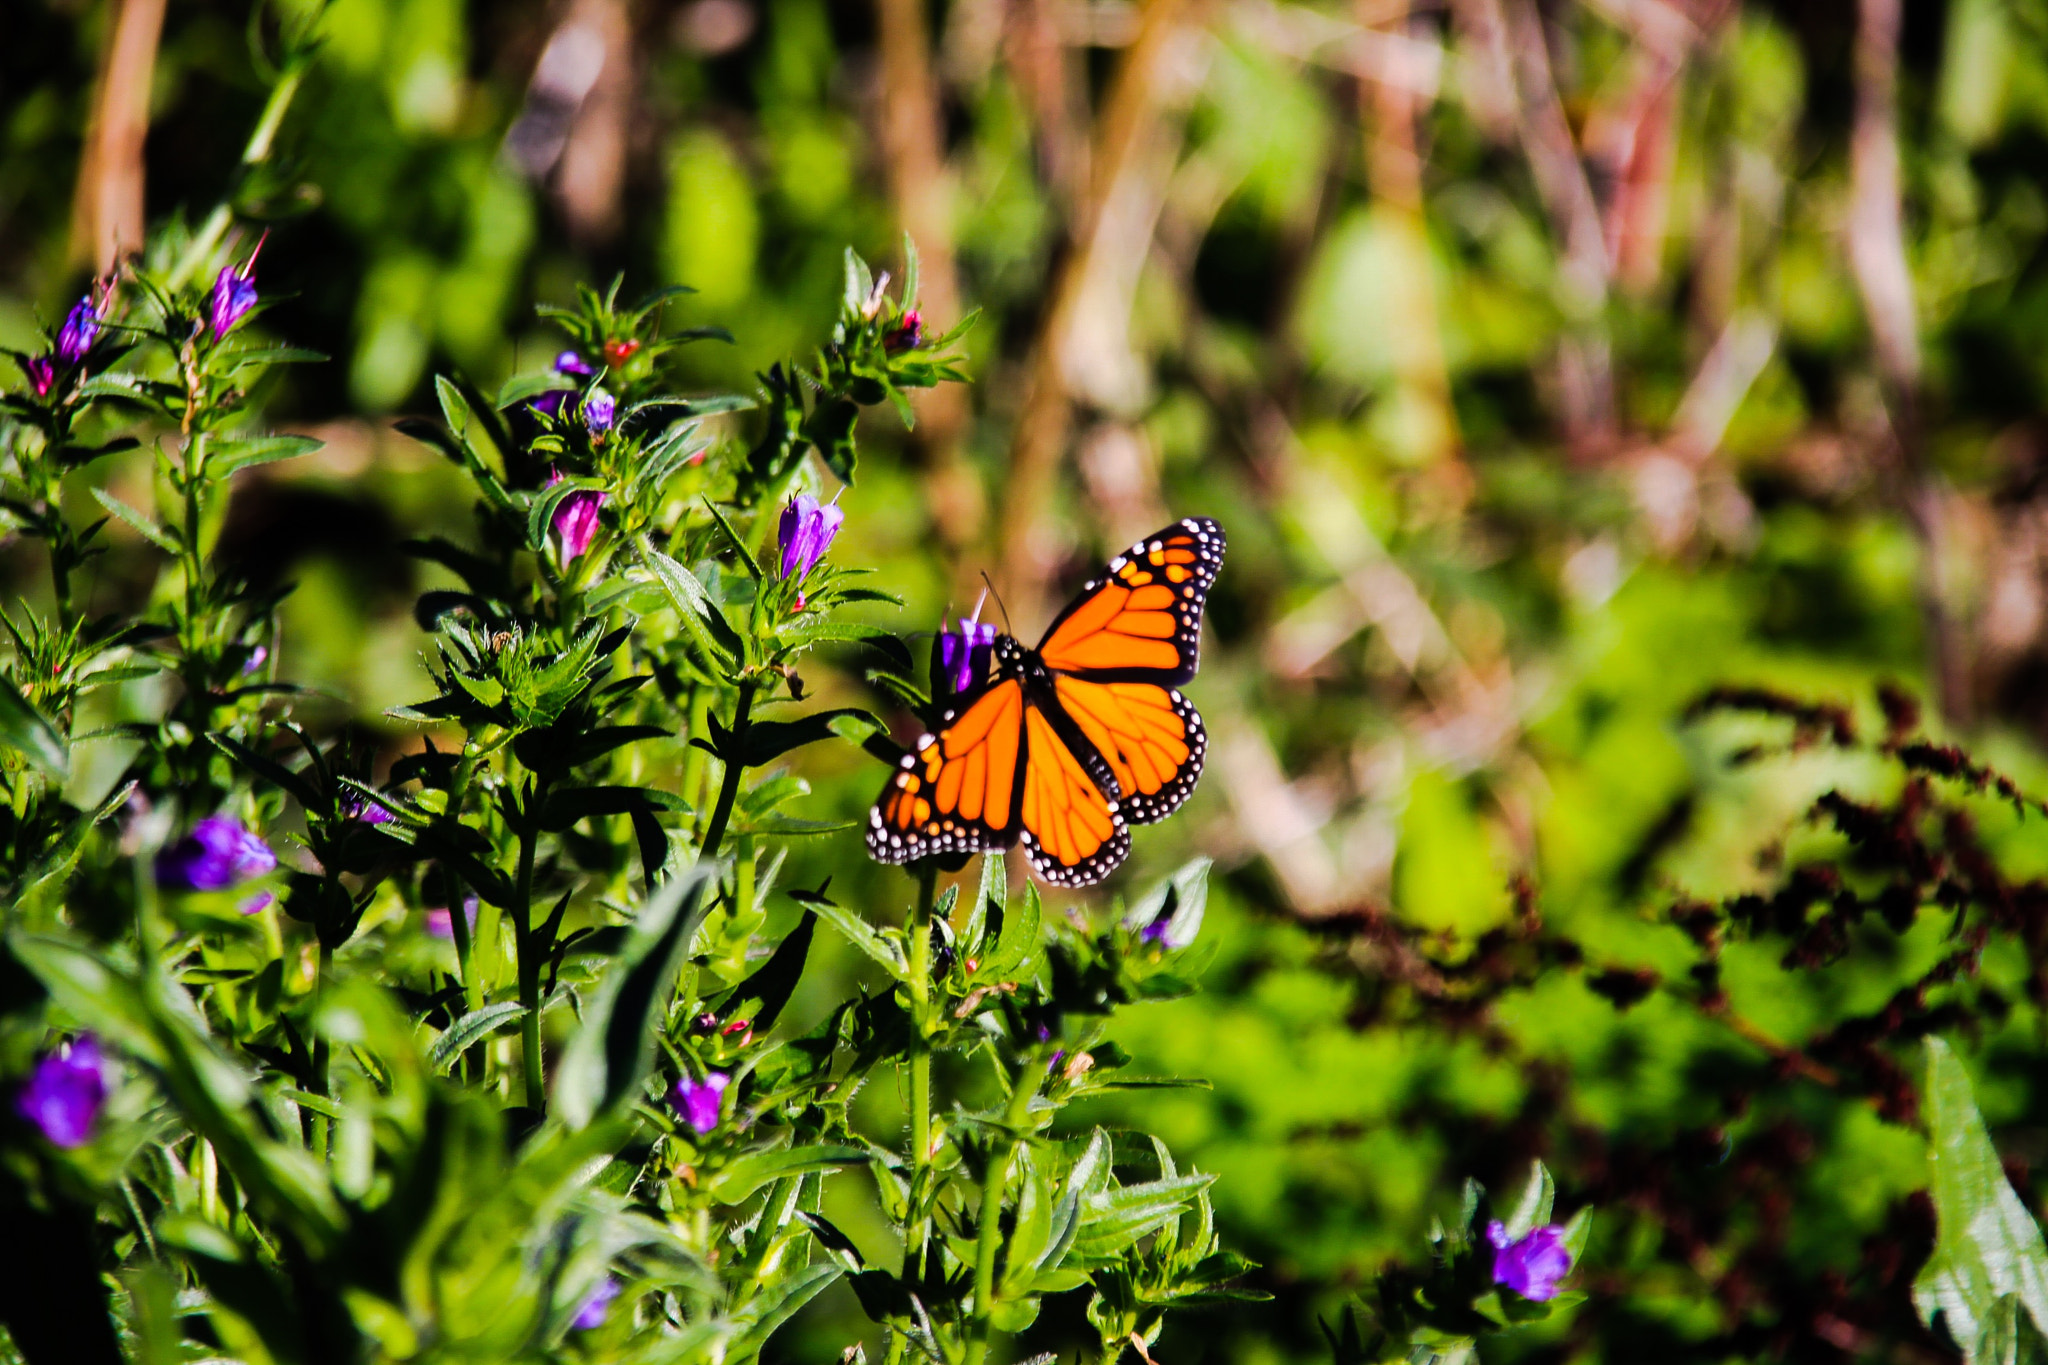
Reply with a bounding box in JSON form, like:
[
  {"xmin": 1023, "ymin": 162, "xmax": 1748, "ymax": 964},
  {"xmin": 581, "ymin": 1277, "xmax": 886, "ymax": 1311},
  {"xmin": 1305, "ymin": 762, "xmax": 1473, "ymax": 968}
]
[
  {"xmin": 1036, "ymin": 517, "xmax": 1224, "ymax": 685},
  {"xmin": 866, "ymin": 677, "xmax": 1025, "ymax": 864}
]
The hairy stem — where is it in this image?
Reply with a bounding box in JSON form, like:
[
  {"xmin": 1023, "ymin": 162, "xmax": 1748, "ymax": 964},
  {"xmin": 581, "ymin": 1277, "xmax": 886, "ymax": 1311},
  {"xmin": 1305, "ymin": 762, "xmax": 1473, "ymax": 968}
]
[
  {"xmin": 966, "ymin": 1052, "xmax": 1056, "ymax": 1365},
  {"xmin": 904, "ymin": 861, "xmax": 938, "ymax": 1281}
]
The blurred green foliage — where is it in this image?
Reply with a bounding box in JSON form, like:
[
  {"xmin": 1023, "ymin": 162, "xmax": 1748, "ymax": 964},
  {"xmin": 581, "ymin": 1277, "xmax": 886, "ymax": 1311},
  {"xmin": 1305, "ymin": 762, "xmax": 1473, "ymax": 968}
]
[{"xmin": 16, "ymin": 0, "xmax": 2048, "ymax": 1359}]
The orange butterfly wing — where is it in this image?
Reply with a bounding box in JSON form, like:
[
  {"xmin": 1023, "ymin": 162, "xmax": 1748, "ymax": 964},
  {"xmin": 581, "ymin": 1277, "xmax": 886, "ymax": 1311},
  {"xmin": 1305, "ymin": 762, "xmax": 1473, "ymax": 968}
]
[
  {"xmin": 1049, "ymin": 675, "xmax": 1206, "ymax": 827},
  {"xmin": 1037, "ymin": 518, "xmax": 1223, "ymax": 684},
  {"xmin": 1016, "ymin": 703, "xmax": 1131, "ymax": 886},
  {"xmin": 867, "ymin": 678, "xmax": 1026, "ymax": 864}
]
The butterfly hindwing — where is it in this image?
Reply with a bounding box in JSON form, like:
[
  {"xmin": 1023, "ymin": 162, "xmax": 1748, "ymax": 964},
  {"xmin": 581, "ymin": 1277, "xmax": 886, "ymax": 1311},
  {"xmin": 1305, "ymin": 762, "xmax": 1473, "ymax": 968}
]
[
  {"xmin": 866, "ymin": 677, "xmax": 1026, "ymax": 865},
  {"xmin": 1036, "ymin": 517, "xmax": 1224, "ymax": 685},
  {"xmin": 1017, "ymin": 701, "xmax": 1131, "ymax": 886},
  {"xmin": 1050, "ymin": 676, "xmax": 1207, "ymax": 826}
]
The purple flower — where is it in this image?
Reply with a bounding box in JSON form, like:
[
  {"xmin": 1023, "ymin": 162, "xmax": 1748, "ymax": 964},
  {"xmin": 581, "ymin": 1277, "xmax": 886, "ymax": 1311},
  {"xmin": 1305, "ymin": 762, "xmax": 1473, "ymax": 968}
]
[
  {"xmin": 777, "ymin": 492, "xmax": 844, "ymax": 580},
  {"xmin": 548, "ymin": 472, "xmax": 606, "ymax": 561},
  {"xmin": 55, "ymin": 292, "xmax": 103, "ymax": 365},
  {"xmin": 671, "ymin": 1071, "xmax": 730, "ymax": 1135},
  {"xmin": 341, "ymin": 792, "xmax": 394, "ymax": 825},
  {"xmin": 154, "ymin": 815, "xmax": 276, "ymax": 892},
  {"xmin": 555, "ymin": 349, "xmax": 596, "ymax": 377},
  {"xmin": 241, "ymin": 644, "xmax": 268, "ymax": 675},
  {"xmin": 933, "ymin": 617, "xmax": 997, "ymax": 699},
  {"xmin": 1487, "ymin": 1221, "xmax": 1572, "ymax": 1301},
  {"xmin": 529, "ymin": 389, "xmax": 568, "ymax": 419},
  {"xmin": 572, "ymin": 1277, "xmax": 620, "ymax": 1330},
  {"xmin": 425, "ymin": 897, "xmax": 479, "ymax": 940},
  {"xmin": 584, "ymin": 387, "xmax": 617, "ymax": 434},
  {"xmin": 209, "ymin": 244, "xmax": 262, "ymax": 338},
  {"xmin": 240, "ymin": 891, "xmax": 274, "ymax": 916},
  {"xmin": 22, "ymin": 356, "xmax": 56, "ymax": 398},
  {"xmin": 16, "ymin": 1037, "xmax": 107, "ymax": 1148},
  {"xmin": 885, "ymin": 309, "xmax": 924, "ymax": 354}
]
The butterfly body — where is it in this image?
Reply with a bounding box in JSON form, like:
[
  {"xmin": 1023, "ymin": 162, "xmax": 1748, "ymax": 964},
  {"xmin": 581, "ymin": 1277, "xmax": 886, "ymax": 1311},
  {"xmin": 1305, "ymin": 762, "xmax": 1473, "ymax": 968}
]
[{"xmin": 868, "ymin": 517, "xmax": 1224, "ymax": 886}]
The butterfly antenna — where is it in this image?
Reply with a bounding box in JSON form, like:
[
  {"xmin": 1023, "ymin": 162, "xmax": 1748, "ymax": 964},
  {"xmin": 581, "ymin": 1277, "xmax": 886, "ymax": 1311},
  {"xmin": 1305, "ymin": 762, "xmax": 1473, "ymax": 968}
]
[{"xmin": 979, "ymin": 572, "xmax": 1013, "ymax": 635}]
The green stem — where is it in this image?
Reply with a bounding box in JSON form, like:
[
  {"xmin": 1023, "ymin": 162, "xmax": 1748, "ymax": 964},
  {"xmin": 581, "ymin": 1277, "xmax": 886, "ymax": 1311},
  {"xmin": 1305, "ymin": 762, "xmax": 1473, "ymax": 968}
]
[
  {"xmin": 698, "ymin": 680, "xmax": 755, "ymax": 860},
  {"xmin": 310, "ymin": 943, "xmax": 333, "ymax": 1160},
  {"xmin": 514, "ymin": 780, "xmax": 544, "ymax": 1110},
  {"xmin": 167, "ymin": 65, "xmax": 306, "ymax": 291},
  {"xmin": 965, "ymin": 1052, "xmax": 1057, "ymax": 1365},
  {"xmin": 903, "ymin": 862, "xmax": 938, "ymax": 1280}
]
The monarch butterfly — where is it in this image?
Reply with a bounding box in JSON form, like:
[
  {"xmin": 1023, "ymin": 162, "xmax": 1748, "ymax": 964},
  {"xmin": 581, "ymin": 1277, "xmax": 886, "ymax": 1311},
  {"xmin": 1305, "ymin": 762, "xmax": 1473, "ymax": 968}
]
[{"xmin": 867, "ymin": 517, "xmax": 1225, "ymax": 886}]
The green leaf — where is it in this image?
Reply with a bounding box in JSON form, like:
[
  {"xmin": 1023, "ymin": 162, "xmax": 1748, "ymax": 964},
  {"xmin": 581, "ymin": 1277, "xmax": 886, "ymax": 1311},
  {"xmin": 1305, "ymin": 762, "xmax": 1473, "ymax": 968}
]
[
  {"xmin": 1501, "ymin": 1159, "xmax": 1556, "ymax": 1242},
  {"xmin": 705, "ymin": 1144, "xmax": 868, "ymax": 1204},
  {"xmin": 210, "ymin": 433, "xmax": 322, "ymax": 474},
  {"xmin": 554, "ymin": 864, "xmax": 718, "ymax": 1129},
  {"xmin": 1915, "ymin": 1037, "xmax": 2048, "ymax": 1360},
  {"xmin": 1070, "ymin": 1173, "xmax": 1216, "ymax": 1261},
  {"xmin": 739, "ymin": 707, "xmax": 885, "ymax": 768},
  {"xmin": 0, "ymin": 675, "xmax": 68, "ymax": 779},
  {"xmin": 796, "ymin": 889, "xmax": 906, "ymax": 977},
  {"xmin": 1123, "ymin": 856, "xmax": 1211, "ymax": 949},
  {"xmin": 638, "ymin": 541, "xmax": 743, "ymax": 670},
  {"xmin": 90, "ymin": 486, "xmax": 180, "ymax": 554},
  {"xmin": 718, "ymin": 912, "xmax": 815, "ymax": 1033},
  {"xmin": 427, "ymin": 1001, "xmax": 529, "ymax": 1072},
  {"xmin": 982, "ymin": 880, "xmax": 1043, "ymax": 982}
]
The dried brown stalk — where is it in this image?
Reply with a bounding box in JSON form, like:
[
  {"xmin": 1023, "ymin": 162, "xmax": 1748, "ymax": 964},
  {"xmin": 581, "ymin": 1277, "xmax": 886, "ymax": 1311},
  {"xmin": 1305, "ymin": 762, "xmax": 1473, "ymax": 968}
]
[
  {"xmin": 70, "ymin": 0, "xmax": 167, "ymax": 274},
  {"xmin": 875, "ymin": 0, "xmax": 981, "ymax": 551}
]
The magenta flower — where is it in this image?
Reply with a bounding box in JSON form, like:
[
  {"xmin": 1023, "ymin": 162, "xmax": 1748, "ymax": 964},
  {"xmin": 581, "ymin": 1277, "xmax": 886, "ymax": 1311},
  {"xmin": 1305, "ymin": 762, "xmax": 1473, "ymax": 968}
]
[
  {"xmin": 885, "ymin": 309, "xmax": 924, "ymax": 353},
  {"xmin": 55, "ymin": 292, "xmax": 103, "ymax": 365},
  {"xmin": 933, "ymin": 617, "xmax": 996, "ymax": 699},
  {"xmin": 777, "ymin": 492, "xmax": 844, "ymax": 580},
  {"xmin": 548, "ymin": 472, "xmax": 606, "ymax": 561},
  {"xmin": 1486, "ymin": 1221, "xmax": 1572, "ymax": 1301},
  {"xmin": 22, "ymin": 356, "xmax": 56, "ymax": 398},
  {"xmin": 16, "ymin": 1036, "xmax": 107, "ymax": 1148},
  {"xmin": 209, "ymin": 245, "xmax": 263, "ymax": 338},
  {"xmin": 555, "ymin": 350, "xmax": 595, "ymax": 377},
  {"xmin": 572, "ymin": 1277, "xmax": 620, "ymax": 1330},
  {"xmin": 425, "ymin": 897, "xmax": 479, "ymax": 940},
  {"xmin": 671, "ymin": 1071, "xmax": 730, "ymax": 1135},
  {"xmin": 154, "ymin": 815, "xmax": 276, "ymax": 892}
]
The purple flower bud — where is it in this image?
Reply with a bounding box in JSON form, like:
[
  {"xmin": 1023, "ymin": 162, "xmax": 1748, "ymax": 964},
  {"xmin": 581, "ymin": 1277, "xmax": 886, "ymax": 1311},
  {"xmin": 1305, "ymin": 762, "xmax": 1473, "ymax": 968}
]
[
  {"xmin": 554, "ymin": 350, "xmax": 596, "ymax": 377},
  {"xmin": 549, "ymin": 471, "xmax": 606, "ymax": 562},
  {"xmin": 933, "ymin": 618, "xmax": 997, "ymax": 699},
  {"xmin": 56, "ymin": 293, "xmax": 103, "ymax": 366},
  {"xmin": 16, "ymin": 1037, "xmax": 107, "ymax": 1148},
  {"xmin": 777, "ymin": 492, "xmax": 845, "ymax": 580},
  {"xmin": 584, "ymin": 387, "xmax": 617, "ymax": 434},
  {"xmin": 209, "ymin": 260, "xmax": 260, "ymax": 338},
  {"xmin": 425, "ymin": 897, "xmax": 479, "ymax": 940},
  {"xmin": 529, "ymin": 389, "xmax": 568, "ymax": 419},
  {"xmin": 572, "ymin": 1277, "xmax": 620, "ymax": 1330},
  {"xmin": 671, "ymin": 1071, "xmax": 730, "ymax": 1135},
  {"xmin": 240, "ymin": 891, "xmax": 275, "ymax": 916},
  {"xmin": 341, "ymin": 791, "xmax": 395, "ymax": 825},
  {"xmin": 241, "ymin": 644, "xmax": 268, "ymax": 675},
  {"xmin": 1486, "ymin": 1221, "xmax": 1572, "ymax": 1302},
  {"xmin": 154, "ymin": 815, "xmax": 276, "ymax": 892},
  {"xmin": 22, "ymin": 356, "xmax": 56, "ymax": 398},
  {"xmin": 885, "ymin": 309, "xmax": 924, "ymax": 354}
]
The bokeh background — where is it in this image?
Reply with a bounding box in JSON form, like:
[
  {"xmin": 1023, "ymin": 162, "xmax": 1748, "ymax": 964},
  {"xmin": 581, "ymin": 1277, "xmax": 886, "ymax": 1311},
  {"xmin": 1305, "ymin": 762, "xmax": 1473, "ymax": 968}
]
[{"xmin": 12, "ymin": 0, "xmax": 2048, "ymax": 1359}]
